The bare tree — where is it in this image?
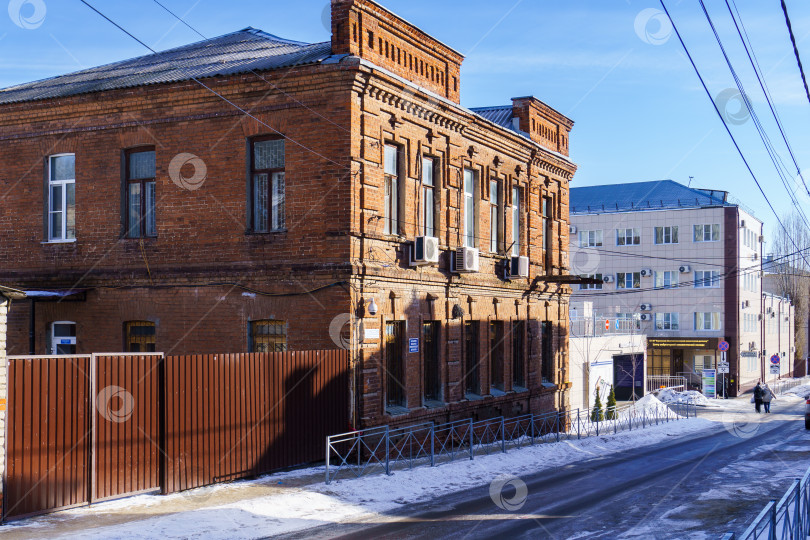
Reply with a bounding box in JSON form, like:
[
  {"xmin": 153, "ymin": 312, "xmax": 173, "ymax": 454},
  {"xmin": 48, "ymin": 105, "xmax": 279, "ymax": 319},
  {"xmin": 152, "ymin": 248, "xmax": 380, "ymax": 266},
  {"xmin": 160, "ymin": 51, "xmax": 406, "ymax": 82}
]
[{"xmin": 769, "ymin": 212, "xmax": 810, "ymax": 370}]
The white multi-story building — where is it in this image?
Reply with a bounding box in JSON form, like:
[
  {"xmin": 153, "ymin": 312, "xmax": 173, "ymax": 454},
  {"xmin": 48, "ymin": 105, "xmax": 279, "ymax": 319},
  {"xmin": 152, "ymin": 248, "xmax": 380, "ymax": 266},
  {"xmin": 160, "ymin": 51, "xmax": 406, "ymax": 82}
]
[{"xmin": 569, "ymin": 180, "xmax": 793, "ymax": 395}]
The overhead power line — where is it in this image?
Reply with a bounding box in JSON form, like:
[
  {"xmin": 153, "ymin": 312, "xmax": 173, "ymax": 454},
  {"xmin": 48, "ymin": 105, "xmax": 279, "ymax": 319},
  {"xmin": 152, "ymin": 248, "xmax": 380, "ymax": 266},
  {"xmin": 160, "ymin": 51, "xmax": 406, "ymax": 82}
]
[{"xmin": 780, "ymin": 0, "xmax": 810, "ymax": 106}]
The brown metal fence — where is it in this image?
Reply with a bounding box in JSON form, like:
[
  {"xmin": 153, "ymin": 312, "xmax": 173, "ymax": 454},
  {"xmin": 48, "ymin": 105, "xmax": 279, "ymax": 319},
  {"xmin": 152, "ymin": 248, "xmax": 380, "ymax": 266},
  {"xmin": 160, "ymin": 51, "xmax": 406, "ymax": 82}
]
[{"xmin": 3, "ymin": 350, "xmax": 349, "ymax": 521}]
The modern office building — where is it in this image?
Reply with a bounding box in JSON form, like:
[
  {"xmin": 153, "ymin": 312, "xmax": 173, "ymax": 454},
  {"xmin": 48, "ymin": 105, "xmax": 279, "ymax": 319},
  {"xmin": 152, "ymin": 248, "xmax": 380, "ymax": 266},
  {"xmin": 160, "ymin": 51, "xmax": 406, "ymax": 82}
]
[{"xmin": 569, "ymin": 180, "xmax": 793, "ymax": 396}]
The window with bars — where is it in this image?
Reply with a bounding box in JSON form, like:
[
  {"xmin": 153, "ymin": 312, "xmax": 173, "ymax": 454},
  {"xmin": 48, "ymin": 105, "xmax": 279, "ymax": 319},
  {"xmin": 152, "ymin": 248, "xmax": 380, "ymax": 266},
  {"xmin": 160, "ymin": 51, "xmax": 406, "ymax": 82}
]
[
  {"xmin": 464, "ymin": 321, "xmax": 480, "ymax": 395},
  {"xmin": 512, "ymin": 320, "xmax": 526, "ymax": 388},
  {"xmin": 125, "ymin": 148, "xmax": 156, "ymax": 238},
  {"xmin": 250, "ymin": 138, "xmax": 285, "ymax": 232},
  {"xmin": 48, "ymin": 154, "xmax": 76, "ymax": 241},
  {"xmin": 249, "ymin": 320, "xmax": 287, "ymax": 352},
  {"xmin": 125, "ymin": 321, "xmax": 156, "ymax": 352}
]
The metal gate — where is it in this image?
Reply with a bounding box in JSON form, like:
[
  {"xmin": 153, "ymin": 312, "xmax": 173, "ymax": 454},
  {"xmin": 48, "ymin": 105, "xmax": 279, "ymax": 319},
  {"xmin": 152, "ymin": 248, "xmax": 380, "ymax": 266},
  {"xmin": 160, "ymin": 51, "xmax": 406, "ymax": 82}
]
[{"xmin": 3, "ymin": 350, "xmax": 349, "ymax": 520}]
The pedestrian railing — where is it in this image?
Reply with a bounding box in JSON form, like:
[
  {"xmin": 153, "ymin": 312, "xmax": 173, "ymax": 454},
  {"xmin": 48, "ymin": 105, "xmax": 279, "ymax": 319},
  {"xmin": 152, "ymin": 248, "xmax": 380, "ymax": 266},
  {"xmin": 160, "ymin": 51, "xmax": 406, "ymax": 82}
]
[
  {"xmin": 771, "ymin": 377, "xmax": 810, "ymax": 397},
  {"xmin": 728, "ymin": 464, "xmax": 810, "ymax": 540},
  {"xmin": 325, "ymin": 402, "xmax": 695, "ymax": 484},
  {"xmin": 647, "ymin": 375, "xmax": 688, "ymax": 394}
]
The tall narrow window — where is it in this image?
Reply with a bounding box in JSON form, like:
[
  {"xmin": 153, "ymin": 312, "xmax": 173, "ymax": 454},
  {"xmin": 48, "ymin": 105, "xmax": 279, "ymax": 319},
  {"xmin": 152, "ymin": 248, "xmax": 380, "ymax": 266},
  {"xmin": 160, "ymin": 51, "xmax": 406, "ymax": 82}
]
[
  {"xmin": 249, "ymin": 320, "xmax": 287, "ymax": 352},
  {"xmin": 512, "ymin": 320, "xmax": 526, "ymax": 388},
  {"xmin": 542, "ymin": 197, "xmax": 553, "ymax": 270},
  {"xmin": 385, "ymin": 321, "xmax": 405, "ymax": 407},
  {"xmin": 125, "ymin": 321, "xmax": 156, "ymax": 352},
  {"xmin": 489, "ymin": 180, "xmax": 500, "ymax": 253},
  {"xmin": 541, "ymin": 321, "xmax": 553, "ymax": 383},
  {"xmin": 423, "ymin": 321, "xmax": 441, "ymax": 402},
  {"xmin": 512, "ymin": 186, "xmax": 521, "ymax": 256},
  {"xmin": 48, "ymin": 154, "xmax": 76, "ymax": 241},
  {"xmin": 126, "ymin": 149, "xmax": 156, "ymax": 238},
  {"xmin": 251, "ymin": 138, "xmax": 285, "ymax": 232},
  {"xmin": 421, "ymin": 158, "xmax": 436, "ymax": 237},
  {"xmin": 489, "ymin": 321, "xmax": 504, "ymax": 391},
  {"xmin": 384, "ymin": 145, "xmax": 399, "ymax": 235},
  {"xmin": 464, "ymin": 321, "xmax": 480, "ymax": 395},
  {"xmin": 464, "ymin": 169, "xmax": 477, "ymax": 248}
]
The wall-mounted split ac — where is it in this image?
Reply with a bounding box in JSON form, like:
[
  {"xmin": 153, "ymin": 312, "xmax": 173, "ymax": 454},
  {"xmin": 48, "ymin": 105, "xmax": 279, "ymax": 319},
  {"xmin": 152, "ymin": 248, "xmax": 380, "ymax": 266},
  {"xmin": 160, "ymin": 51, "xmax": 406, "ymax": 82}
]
[
  {"xmin": 569, "ymin": 225, "xmax": 577, "ymax": 234},
  {"xmin": 640, "ymin": 313, "xmax": 652, "ymax": 321},
  {"xmin": 410, "ymin": 236, "xmax": 439, "ymax": 266},
  {"xmin": 640, "ymin": 269, "xmax": 652, "ymax": 277},
  {"xmin": 602, "ymin": 275, "xmax": 614, "ymax": 283},
  {"xmin": 508, "ymin": 256, "xmax": 529, "ymax": 278},
  {"xmin": 640, "ymin": 303, "xmax": 652, "ymax": 311},
  {"xmin": 678, "ymin": 265, "xmax": 691, "ymax": 273},
  {"xmin": 454, "ymin": 246, "xmax": 479, "ymax": 273}
]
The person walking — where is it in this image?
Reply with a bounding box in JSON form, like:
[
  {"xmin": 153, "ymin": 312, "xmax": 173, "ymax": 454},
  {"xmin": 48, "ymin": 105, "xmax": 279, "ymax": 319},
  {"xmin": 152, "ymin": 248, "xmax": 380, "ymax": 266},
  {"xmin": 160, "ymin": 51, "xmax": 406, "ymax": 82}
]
[
  {"xmin": 753, "ymin": 382, "xmax": 763, "ymax": 413},
  {"xmin": 762, "ymin": 384, "xmax": 776, "ymax": 413}
]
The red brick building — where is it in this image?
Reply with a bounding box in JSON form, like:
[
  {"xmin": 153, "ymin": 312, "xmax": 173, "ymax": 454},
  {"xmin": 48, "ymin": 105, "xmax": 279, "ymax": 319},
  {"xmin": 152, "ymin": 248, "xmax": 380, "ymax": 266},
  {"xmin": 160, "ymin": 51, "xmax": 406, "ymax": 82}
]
[{"xmin": 0, "ymin": 0, "xmax": 577, "ymax": 428}]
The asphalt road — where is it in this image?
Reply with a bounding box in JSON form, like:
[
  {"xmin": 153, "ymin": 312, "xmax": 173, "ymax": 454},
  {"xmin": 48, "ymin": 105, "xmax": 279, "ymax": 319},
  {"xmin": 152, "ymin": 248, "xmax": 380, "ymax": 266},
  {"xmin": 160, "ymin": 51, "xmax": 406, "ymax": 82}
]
[{"xmin": 280, "ymin": 400, "xmax": 810, "ymax": 539}]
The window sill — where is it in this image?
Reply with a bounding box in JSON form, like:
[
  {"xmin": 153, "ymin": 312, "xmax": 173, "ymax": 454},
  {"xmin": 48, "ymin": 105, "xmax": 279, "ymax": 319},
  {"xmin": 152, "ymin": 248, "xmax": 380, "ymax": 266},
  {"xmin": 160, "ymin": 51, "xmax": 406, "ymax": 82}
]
[
  {"xmin": 423, "ymin": 399, "xmax": 445, "ymax": 409},
  {"xmin": 245, "ymin": 229, "xmax": 288, "ymax": 236},
  {"xmin": 42, "ymin": 239, "xmax": 77, "ymax": 244},
  {"xmin": 385, "ymin": 404, "xmax": 410, "ymax": 416},
  {"xmin": 121, "ymin": 236, "xmax": 157, "ymax": 241},
  {"xmin": 490, "ymin": 387, "xmax": 507, "ymax": 397},
  {"xmin": 464, "ymin": 392, "xmax": 484, "ymax": 401},
  {"xmin": 511, "ymin": 385, "xmax": 529, "ymax": 393}
]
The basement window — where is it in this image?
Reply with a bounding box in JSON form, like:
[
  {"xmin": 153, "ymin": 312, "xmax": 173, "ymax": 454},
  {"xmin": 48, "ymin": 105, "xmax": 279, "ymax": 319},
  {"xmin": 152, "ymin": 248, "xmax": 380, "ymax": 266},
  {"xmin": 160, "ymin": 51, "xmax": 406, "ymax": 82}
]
[{"xmin": 249, "ymin": 320, "xmax": 287, "ymax": 352}]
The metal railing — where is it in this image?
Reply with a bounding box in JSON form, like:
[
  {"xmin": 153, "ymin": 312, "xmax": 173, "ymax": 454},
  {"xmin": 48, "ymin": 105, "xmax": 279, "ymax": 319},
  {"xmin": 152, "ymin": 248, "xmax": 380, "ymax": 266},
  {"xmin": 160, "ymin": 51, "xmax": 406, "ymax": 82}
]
[
  {"xmin": 325, "ymin": 402, "xmax": 695, "ymax": 484},
  {"xmin": 569, "ymin": 316, "xmax": 640, "ymax": 338},
  {"xmin": 729, "ymin": 464, "xmax": 810, "ymax": 539},
  {"xmin": 771, "ymin": 377, "xmax": 810, "ymax": 397},
  {"xmin": 647, "ymin": 375, "xmax": 687, "ymax": 394}
]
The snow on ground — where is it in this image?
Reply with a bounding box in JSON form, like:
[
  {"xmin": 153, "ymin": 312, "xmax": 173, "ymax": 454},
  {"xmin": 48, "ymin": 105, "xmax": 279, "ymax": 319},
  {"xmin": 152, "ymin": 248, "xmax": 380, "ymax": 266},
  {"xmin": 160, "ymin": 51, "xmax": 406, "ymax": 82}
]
[
  {"xmin": 656, "ymin": 388, "xmax": 713, "ymax": 407},
  {"xmin": 631, "ymin": 393, "xmax": 673, "ymax": 416},
  {"xmin": 2, "ymin": 416, "xmax": 718, "ymax": 540},
  {"xmin": 785, "ymin": 384, "xmax": 810, "ymax": 399}
]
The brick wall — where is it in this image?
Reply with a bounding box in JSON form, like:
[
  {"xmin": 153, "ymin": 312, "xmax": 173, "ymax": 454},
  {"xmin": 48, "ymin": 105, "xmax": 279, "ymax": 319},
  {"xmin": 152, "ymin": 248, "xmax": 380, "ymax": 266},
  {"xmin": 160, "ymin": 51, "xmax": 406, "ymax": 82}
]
[{"xmin": 0, "ymin": 298, "xmax": 8, "ymax": 511}]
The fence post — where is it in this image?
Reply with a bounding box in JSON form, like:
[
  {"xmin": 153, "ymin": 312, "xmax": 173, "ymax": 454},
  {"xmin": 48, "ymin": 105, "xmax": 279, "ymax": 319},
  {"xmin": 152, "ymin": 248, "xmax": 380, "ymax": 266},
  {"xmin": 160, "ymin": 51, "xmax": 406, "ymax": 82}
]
[
  {"xmin": 430, "ymin": 424, "xmax": 435, "ymax": 467},
  {"xmin": 769, "ymin": 499, "xmax": 777, "ymax": 540},
  {"xmin": 556, "ymin": 413, "xmax": 560, "ymax": 443},
  {"xmin": 530, "ymin": 414, "xmax": 535, "ymax": 446},
  {"xmin": 793, "ymin": 480, "xmax": 800, "ymax": 537},
  {"xmin": 577, "ymin": 409, "xmax": 581, "ymax": 439},
  {"xmin": 469, "ymin": 417, "xmax": 474, "ymax": 460},
  {"xmin": 385, "ymin": 426, "xmax": 391, "ymax": 476},
  {"xmin": 501, "ymin": 417, "xmax": 506, "ymax": 453},
  {"xmin": 325, "ymin": 436, "xmax": 331, "ymax": 485}
]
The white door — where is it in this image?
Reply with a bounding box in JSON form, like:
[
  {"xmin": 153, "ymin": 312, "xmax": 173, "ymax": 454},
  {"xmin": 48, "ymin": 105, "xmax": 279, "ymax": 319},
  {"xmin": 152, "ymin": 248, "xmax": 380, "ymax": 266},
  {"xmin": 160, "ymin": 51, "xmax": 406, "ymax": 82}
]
[{"xmin": 50, "ymin": 321, "xmax": 76, "ymax": 354}]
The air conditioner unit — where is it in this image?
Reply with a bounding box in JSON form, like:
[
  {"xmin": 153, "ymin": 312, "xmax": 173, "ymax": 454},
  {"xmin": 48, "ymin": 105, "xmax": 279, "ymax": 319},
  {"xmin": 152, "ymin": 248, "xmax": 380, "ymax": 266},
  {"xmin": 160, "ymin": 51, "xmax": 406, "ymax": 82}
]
[
  {"xmin": 509, "ymin": 256, "xmax": 529, "ymax": 278},
  {"xmin": 639, "ymin": 313, "xmax": 652, "ymax": 321},
  {"xmin": 602, "ymin": 275, "xmax": 614, "ymax": 283},
  {"xmin": 771, "ymin": 312, "xmax": 776, "ymax": 318},
  {"xmin": 678, "ymin": 265, "xmax": 691, "ymax": 273},
  {"xmin": 569, "ymin": 225, "xmax": 577, "ymax": 234},
  {"xmin": 454, "ymin": 246, "xmax": 479, "ymax": 273},
  {"xmin": 740, "ymin": 219, "xmax": 746, "ymax": 228},
  {"xmin": 640, "ymin": 269, "xmax": 652, "ymax": 277},
  {"xmin": 640, "ymin": 303, "xmax": 652, "ymax": 311},
  {"xmin": 741, "ymin": 300, "xmax": 749, "ymax": 309},
  {"xmin": 410, "ymin": 236, "xmax": 439, "ymax": 266},
  {"xmin": 758, "ymin": 235, "xmax": 763, "ymax": 242}
]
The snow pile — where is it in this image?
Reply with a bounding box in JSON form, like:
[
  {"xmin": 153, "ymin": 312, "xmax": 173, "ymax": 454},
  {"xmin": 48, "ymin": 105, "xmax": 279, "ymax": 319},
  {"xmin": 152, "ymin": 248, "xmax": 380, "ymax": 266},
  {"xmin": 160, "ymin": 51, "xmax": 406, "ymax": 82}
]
[
  {"xmin": 656, "ymin": 388, "xmax": 711, "ymax": 406},
  {"xmin": 629, "ymin": 394, "xmax": 672, "ymax": 416},
  {"xmin": 785, "ymin": 384, "xmax": 810, "ymax": 399}
]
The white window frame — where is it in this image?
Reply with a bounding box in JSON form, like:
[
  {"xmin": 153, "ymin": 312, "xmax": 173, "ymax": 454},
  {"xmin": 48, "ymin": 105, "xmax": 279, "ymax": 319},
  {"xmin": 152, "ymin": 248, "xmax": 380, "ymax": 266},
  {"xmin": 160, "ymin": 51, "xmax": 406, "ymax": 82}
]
[
  {"xmin": 512, "ymin": 186, "xmax": 521, "ymax": 256},
  {"xmin": 47, "ymin": 153, "xmax": 76, "ymax": 242},
  {"xmin": 490, "ymin": 179, "xmax": 500, "ymax": 253},
  {"xmin": 616, "ymin": 313, "xmax": 641, "ymax": 330},
  {"xmin": 654, "ymin": 270, "xmax": 678, "ymax": 289},
  {"xmin": 694, "ymin": 312, "xmax": 721, "ymax": 331},
  {"xmin": 421, "ymin": 157, "xmax": 435, "ymax": 237},
  {"xmin": 693, "ymin": 223, "xmax": 720, "ymax": 242},
  {"xmin": 579, "ymin": 230, "xmax": 603, "ymax": 248},
  {"xmin": 654, "ymin": 226, "xmax": 678, "ymax": 245},
  {"xmin": 579, "ymin": 273, "xmax": 603, "ymax": 290},
  {"xmin": 384, "ymin": 145, "xmax": 400, "ymax": 235},
  {"xmin": 616, "ymin": 228, "xmax": 640, "ymax": 246},
  {"xmin": 655, "ymin": 312, "xmax": 679, "ymax": 330},
  {"xmin": 463, "ymin": 168, "xmax": 477, "ymax": 248},
  {"xmin": 694, "ymin": 270, "xmax": 721, "ymax": 288},
  {"xmin": 616, "ymin": 272, "xmax": 641, "ymax": 289}
]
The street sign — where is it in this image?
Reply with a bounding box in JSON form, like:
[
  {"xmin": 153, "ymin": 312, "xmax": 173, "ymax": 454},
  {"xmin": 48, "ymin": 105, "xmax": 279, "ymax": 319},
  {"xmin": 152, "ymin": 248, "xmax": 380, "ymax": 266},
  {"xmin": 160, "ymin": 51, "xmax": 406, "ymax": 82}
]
[
  {"xmin": 409, "ymin": 338, "xmax": 419, "ymax": 353},
  {"xmin": 605, "ymin": 320, "xmax": 610, "ymax": 331},
  {"xmin": 702, "ymin": 369, "xmax": 716, "ymax": 399},
  {"xmin": 770, "ymin": 364, "xmax": 780, "ymax": 375},
  {"xmin": 718, "ymin": 340, "xmax": 729, "ymax": 352},
  {"xmin": 717, "ymin": 362, "xmax": 729, "ymax": 374},
  {"xmin": 615, "ymin": 319, "xmax": 620, "ymax": 330},
  {"xmin": 770, "ymin": 354, "xmax": 781, "ymax": 365}
]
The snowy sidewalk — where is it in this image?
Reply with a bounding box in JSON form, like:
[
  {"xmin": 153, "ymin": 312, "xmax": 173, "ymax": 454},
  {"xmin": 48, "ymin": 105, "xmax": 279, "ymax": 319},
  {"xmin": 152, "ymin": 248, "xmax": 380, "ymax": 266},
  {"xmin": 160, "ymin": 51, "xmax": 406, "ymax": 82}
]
[{"xmin": 1, "ymin": 394, "xmax": 801, "ymax": 540}]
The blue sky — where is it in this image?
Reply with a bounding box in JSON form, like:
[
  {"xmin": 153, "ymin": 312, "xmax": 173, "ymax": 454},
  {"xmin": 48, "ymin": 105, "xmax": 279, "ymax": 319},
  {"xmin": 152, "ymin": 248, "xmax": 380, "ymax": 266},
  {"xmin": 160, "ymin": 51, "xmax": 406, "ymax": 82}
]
[{"xmin": 2, "ymin": 0, "xmax": 810, "ymax": 245}]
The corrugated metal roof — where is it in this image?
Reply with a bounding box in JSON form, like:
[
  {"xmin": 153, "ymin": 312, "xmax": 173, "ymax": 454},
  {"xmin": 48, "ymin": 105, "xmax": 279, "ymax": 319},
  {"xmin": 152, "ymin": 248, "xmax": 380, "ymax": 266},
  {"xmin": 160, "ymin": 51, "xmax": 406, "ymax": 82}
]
[
  {"xmin": 570, "ymin": 180, "xmax": 733, "ymax": 214},
  {"xmin": 470, "ymin": 105, "xmax": 514, "ymax": 130},
  {"xmin": 0, "ymin": 28, "xmax": 332, "ymax": 105}
]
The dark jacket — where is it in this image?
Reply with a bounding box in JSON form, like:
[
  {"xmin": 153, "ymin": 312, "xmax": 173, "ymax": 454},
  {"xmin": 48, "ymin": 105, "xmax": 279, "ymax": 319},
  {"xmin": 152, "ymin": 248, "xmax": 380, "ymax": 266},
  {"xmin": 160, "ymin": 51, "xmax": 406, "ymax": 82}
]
[{"xmin": 754, "ymin": 385, "xmax": 763, "ymax": 401}]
